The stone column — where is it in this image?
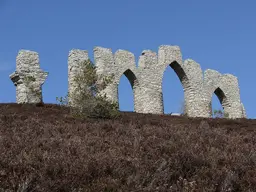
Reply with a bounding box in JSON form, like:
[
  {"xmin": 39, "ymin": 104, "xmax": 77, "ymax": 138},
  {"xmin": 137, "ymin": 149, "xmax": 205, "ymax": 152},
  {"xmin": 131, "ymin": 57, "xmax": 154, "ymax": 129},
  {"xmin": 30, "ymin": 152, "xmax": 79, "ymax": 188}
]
[
  {"xmin": 9, "ymin": 50, "xmax": 48, "ymax": 104},
  {"xmin": 136, "ymin": 50, "xmax": 164, "ymax": 114},
  {"xmin": 68, "ymin": 49, "xmax": 89, "ymax": 107}
]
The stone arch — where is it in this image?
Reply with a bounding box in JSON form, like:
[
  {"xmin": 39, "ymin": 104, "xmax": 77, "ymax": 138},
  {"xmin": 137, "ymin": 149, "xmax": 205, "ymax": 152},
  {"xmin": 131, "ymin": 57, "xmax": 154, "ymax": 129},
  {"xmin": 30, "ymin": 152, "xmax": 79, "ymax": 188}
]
[
  {"xmin": 169, "ymin": 61, "xmax": 190, "ymax": 91},
  {"xmin": 212, "ymin": 87, "xmax": 230, "ymax": 117},
  {"xmin": 200, "ymin": 69, "xmax": 223, "ymax": 117},
  {"xmin": 161, "ymin": 59, "xmax": 202, "ymax": 98},
  {"xmin": 218, "ymin": 74, "xmax": 243, "ymax": 118},
  {"xmin": 158, "ymin": 46, "xmax": 196, "ymax": 91},
  {"xmin": 158, "ymin": 46, "xmax": 203, "ymax": 116},
  {"xmin": 121, "ymin": 69, "xmax": 138, "ymax": 88},
  {"xmin": 161, "ymin": 60, "xmax": 203, "ymax": 116},
  {"xmin": 162, "ymin": 60, "xmax": 190, "ymax": 114},
  {"xmin": 93, "ymin": 47, "xmax": 138, "ymax": 104},
  {"xmin": 117, "ymin": 69, "xmax": 139, "ymax": 111},
  {"xmin": 201, "ymin": 70, "xmax": 243, "ymax": 118},
  {"xmin": 157, "ymin": 46, "xmax": 187, "ymax": 114}
]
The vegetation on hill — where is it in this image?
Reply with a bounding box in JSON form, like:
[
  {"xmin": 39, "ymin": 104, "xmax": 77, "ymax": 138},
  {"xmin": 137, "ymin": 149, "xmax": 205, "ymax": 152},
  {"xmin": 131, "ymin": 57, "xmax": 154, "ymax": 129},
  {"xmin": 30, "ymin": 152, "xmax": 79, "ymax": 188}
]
[
  {"xmin": 57, "ymin": 59, "xmax": 119, "ymax": 119},
  {"xmin": 0, "ymin": 104, "xmax": 255, "ymax": 191}
]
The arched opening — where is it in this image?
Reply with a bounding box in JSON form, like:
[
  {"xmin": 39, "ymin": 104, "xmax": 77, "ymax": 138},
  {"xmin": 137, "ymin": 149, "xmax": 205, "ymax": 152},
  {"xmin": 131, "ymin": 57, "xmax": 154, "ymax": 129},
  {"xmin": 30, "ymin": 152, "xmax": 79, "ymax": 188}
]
[
  {"xmin": 162, "ymin": 61, "xmax": 188, "ymax": 115},
  {"xmin": 211, "ymin": 87, "xmax": 229, "ymax": 118},
  {"xmin": 118, "ymin": 69, "xmax": 137, "ymax": 112}
]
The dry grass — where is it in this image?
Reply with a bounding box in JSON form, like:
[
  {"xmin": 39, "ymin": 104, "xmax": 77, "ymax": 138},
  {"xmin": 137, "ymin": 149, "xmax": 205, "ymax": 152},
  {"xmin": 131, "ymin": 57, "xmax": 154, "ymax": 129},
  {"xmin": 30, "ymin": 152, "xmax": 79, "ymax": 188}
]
[{"xmin": 0, "ymin": 103, "xmax": 255, "ymax": 191}]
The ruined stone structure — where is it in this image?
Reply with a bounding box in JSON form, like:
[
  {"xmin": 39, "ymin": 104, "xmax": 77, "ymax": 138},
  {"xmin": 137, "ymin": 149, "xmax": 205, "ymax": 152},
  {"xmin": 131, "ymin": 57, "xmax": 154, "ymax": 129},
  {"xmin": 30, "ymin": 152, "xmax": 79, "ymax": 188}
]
[
  {"xmin": 68, "ymin": 45, "xmax": 245, "ymax": 119},
  {"xmin": 10, "ymin": 50, "xmax": 48, "ymax": 104},
  {"xmin": 8, "ymin": 46, "xmax": 245, "ymax": 118}
]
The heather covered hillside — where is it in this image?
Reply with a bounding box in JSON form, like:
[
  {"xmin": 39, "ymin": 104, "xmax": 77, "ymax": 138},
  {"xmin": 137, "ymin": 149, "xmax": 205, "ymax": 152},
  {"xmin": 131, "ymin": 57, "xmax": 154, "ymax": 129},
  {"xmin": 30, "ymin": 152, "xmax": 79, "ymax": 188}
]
[{"xmin": 0, "ymin": 104, "xmax": 255, "ymax": 191}]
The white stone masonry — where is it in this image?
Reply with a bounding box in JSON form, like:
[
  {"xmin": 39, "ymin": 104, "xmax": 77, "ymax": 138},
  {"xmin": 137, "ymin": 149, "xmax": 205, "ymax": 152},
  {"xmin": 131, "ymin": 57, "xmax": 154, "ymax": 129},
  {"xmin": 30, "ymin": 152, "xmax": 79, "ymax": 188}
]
[
  {"xmin": 10, "ymin": 50, "xmax": 48, "ymax": 104},
  {"xmin": 68, "ymin": 45, "xmax": 245, "ymax": 119}
]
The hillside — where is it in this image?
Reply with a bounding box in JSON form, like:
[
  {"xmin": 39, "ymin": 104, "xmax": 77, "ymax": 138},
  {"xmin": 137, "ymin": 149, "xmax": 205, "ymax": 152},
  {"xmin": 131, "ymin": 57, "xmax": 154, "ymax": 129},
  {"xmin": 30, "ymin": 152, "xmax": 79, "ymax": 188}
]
[{"xmin": 0, "ymin": 104, "xmax": 255, "ymax": 191}]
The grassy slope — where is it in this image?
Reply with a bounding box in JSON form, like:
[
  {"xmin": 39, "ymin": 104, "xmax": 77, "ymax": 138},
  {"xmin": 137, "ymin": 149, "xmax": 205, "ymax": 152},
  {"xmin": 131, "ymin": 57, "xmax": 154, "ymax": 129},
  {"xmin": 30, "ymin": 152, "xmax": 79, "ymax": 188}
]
[{"xmin": 0, "ymin": 104, "xmax": 255, "ymax": 191}]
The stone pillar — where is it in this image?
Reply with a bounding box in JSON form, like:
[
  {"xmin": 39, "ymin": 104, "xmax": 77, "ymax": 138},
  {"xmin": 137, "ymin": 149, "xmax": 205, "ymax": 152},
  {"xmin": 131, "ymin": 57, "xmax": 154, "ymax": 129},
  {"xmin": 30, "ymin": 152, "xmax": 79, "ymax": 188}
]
[
  {"xmin": 136, "ymin": 50, "xmax": 164, "ymax": 114},
  {"xmin": 9, "ymin": 50, "xmax": 48, "ymax": 104},
  {"xmin": 68, "ymin": 49, "xmax": 89, "ymax": 106}
]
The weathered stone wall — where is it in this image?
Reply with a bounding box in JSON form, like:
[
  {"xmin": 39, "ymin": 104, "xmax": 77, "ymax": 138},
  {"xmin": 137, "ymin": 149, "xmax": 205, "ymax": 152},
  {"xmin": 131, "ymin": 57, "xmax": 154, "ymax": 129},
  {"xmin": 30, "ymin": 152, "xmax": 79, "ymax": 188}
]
[
  {"xmin": 10, "ymin": 50, "xmax": 48, "ymax": 104},
  {"xmin": 68, "ymin": 49, "xmax": 89, "ymax": 106},
  {"xmin": 197, "ymin": 70, "xmax": 244, "ymax": 118},
  {"xmin": 67, "ymin": 45, "xmax": 245, "ymax": 119}
]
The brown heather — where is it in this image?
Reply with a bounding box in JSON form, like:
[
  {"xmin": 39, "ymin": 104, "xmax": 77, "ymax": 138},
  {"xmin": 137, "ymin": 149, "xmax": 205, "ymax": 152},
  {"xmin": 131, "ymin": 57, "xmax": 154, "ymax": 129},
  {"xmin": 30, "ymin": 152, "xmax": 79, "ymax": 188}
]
[{"xmin": 0, "ymin": 104, "xmax": 255, "ymax": 191}]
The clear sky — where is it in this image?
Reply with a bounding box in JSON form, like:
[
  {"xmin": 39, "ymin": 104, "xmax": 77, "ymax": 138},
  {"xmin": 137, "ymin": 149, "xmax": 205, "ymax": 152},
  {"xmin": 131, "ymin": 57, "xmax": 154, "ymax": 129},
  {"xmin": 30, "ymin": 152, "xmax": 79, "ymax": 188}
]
[{"xmin": 0, "ymin": 1, "xmax": 255, "ymax": 118}]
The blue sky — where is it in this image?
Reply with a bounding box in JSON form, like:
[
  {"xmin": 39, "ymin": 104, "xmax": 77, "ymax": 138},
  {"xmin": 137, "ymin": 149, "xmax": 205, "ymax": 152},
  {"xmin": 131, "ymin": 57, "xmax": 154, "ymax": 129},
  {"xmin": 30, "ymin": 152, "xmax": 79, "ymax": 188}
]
[{"xmin": 0, "ymin": 1, "xmax": 255, "ymax": 118}]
